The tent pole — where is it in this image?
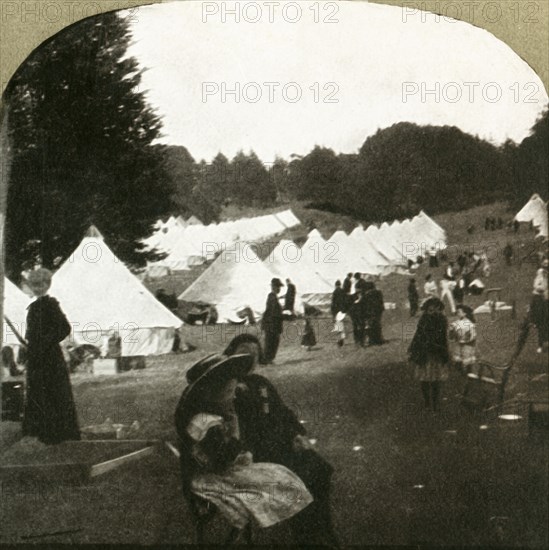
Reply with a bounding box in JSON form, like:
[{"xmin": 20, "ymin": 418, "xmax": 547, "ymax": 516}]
[{"xmin": 0, "ymin": 103, "xmax": 13, "ymax": 426}]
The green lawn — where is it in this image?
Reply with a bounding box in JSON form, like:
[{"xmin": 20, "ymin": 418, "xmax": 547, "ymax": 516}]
[{"xmin": 0, "ymin": 201, "xmax": 547, "ymax": 546}]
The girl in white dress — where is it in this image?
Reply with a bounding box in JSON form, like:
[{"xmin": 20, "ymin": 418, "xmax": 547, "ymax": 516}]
[{"xmin": 450, "ymin": 304, "xmax": 477, "ymax": 373}]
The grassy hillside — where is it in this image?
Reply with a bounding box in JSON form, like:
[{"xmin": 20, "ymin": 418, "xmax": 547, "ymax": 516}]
[{"xmin": 2, "ymin": 202, "xmax": 547, "ymax": 547}]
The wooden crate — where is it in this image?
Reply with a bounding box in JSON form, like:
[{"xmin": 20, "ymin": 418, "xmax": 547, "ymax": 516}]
[{"xmin": 93, "ymin": 358, "xmax": 118, "ymax": 375}]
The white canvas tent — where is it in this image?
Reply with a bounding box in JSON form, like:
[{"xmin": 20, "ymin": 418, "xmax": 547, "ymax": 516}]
[
  {"xmin": 50, "ymin": 227, "xmax": 183, "ymax": 356},
  {"xmin": 328, "ymin": 231, "xmax": 381, "ymax": 276},
  {"xmin": 368, "ymin": 224, "xmax": 408, "ymax": 269},
  {"xmin": 307, "ymin": 229, "xmax": 322, "ymax": 239},
  {"xmin": 411, "ymin": 211, "xmax": 447, "ymax": 247},
  {"xmin": 274, "ymin": 209, "xmax": 301, "ymax": 229},
  {"xmin": 264, "ymin": 240, "xmax": 332, "ymax": 306},
  {"xmin": 186, "ymin": 215, "xmax": 203, "ymax": 226},
  {"xmin": 3, "ymin": 278, "xmax": 31, "ymax": 349},
  {"xmin": 515, "ymin": 194, "xmax": 548, "ymax": 238},
  {"xmin": 350, "ymin": 228, "xmax": 394, "ymax": 274},
  {"xmin": 179, "ymin": 247, "xmax": 294, "ymax": 322}
]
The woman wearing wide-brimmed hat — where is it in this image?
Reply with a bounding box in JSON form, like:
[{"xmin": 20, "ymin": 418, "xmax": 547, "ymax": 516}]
[
  {"xmin": 22, "ymin": 268, "xmax": 80, "ymax": 444},
  {"xmin": 174, "ymin": 353, "xmax": 313, "ymax": 534},
  {"xmin": 408, "ymin": 297, "xmax": 450, "ymax": 411}
]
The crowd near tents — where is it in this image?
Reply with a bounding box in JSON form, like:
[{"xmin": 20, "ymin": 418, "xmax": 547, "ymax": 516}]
[
  {"xmin": 515, "ymin": 194, "xmax": 548, "ymax": 238},
  {"xmin": 179, "ymin": 247, "xmax": 305, "ymax": 323},
  {"xmin": 49, "ymin": 226, "xmax": 183, "ymax": 357},
  {"xmin": 3, "ymin": 210, "xmax": 447, "ymax": 362},
  {"xmin": 179, "ymin": 210, "xmax": 447, "ymax": 320}
]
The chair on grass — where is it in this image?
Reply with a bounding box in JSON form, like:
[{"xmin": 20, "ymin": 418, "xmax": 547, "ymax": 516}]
[
  {"xmin": 461, "ymin": 360, "xmax": 514, "ymax": 411},
  {"xmin": 189, "ymin": 493, "xmax": 253, "ymax": 547}
]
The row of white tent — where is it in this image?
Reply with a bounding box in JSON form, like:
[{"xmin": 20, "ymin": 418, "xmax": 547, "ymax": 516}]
[
  {"xmin": 180, "ymin": 211, "xmax": 447, "ymax": 323},
  {"xmin": 3, "ymin": 227, "xmax": 183, "ymax": 358},
  {"xmin": 3, "ymin": 211, "xmax": 446, "ymax": 350},
  {"xmin": 144, "ymin": 210, "xmax": 301, "ymax": 276},
  {"xmin": 515, "ymin": 193, "xmax": 548, "ymax": 238}
]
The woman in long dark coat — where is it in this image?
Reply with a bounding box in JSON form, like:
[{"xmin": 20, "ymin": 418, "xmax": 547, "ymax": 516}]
[
  {"xmin": 408, "ymin": 297, "xmax": 450, "ymax": 412},
  {"xmin": 22, "ymin": 268, "xmax": 80, "ymax": 444}
]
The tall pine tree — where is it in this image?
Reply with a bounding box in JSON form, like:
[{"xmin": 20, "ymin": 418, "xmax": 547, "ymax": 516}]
[{"xmin": 4, "ymin": 12, "xmax": 175, "ymax": 277}]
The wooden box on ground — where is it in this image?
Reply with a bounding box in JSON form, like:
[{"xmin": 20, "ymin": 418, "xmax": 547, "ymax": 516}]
[
  {"xmin": 93, "ymin": 358, "xmax": 118, "ymax": 375},
  {"xmin": 0, "ymin": 440, "xmax": 158, "ymax": 482}
]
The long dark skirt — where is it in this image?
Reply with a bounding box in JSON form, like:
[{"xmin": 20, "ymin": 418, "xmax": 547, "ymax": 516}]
[
  {"xmin": 263, "ymin": 331, "xmax": 281, "ymax": 363},
  {"xmin": 23, "ymin": 347, "xmax": 80, "ymax": 445}
]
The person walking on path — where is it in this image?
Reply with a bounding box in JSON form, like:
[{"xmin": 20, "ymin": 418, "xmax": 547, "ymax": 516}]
[
  {"xmin": 350, "ymin": 281, "xmax": 366, "ymax": 347},
  {"xmin": 408, "ymin": 297, "xmax": 450, "ymax": 412},
  {"xmin": 331, "ymin": 280, "xmax": 347, "ymax": 318},
  {"xmin": 440, "ymin": 274, "xmax": 456, "ymax": 314},
  {"xmin": 453, "ymin": 276, "xmax": 465, "ymax": 306},
  {"xmin": 530, "ymin": 259, "xmax": 548, "ymax": 353},
  {"xmin": 428, "ymin": 246, "xmax": 439, "ymax": 268},
  {"xmin": 331, "ymin": 281, "xmax": 347, "ymax": 346},
  {"xmin": 22, "ymin": 268, "xmax": 80, "ymax": 445},
  {"xmin": 284, "ymin": 278, "xmax": 297, "ymax": 316},
  {"xmin": 363, "ymin": 281, "xmax": 385, "ymax": 345},
  {"xmin": 262, "ymin": 278, "xmax": 284, "ymax": 364},
  {"xmin": 408, "ymin": 278, "xmax": 419, "ymax": 317},
  {"xmin": 342, "ymin": 273, "xmax": 353, "ymax": 295},
  {"xmin": 301, "ymin": 315, "xmax": 317, "ymax": 351},
  {"xmin": 503, "ymin": 243, "xmax": 513, "ymax": 266}
]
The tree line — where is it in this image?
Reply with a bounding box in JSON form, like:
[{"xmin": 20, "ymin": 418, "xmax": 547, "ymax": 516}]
[
  {"xmin": 3, "ymin": 11, "xmax": 547, "ymax": 279},
  {"xmin": 168, "ymin": 112, "xmax": 548, "ymax": 224}
]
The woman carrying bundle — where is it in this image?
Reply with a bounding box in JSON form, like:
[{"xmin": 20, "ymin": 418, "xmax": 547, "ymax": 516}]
[{"xmin": 174, "ymin": 354, "xmax": 313, "ymax": 541}]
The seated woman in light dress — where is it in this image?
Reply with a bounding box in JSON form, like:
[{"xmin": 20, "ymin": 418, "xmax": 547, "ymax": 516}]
[{"xmin": 174, "ymin": 353, "xmax": 313, "ymax": 534}]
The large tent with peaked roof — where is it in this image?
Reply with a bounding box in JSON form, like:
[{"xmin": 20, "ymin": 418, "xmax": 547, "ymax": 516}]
[
  {"xmin": 179, "ymin": 247, "xmax": 296, "ymax": 322},
  {"xmin": 326, "ymin": 231, "xmax": 381, "ymax": 278},
  {"xmin": 515, "ymin": 194, "xmax": 548, "ymax": 238},
  {"xmin": 50, "ymin": 227, "xmax": 183, "ymax": 357},
  {"xmin": 264, "ymin": 240, "xmax": 332, "ymax": 306},
  {"xmin": 3, "ymin": 278, "xmax": 31, "ymax": 349}
]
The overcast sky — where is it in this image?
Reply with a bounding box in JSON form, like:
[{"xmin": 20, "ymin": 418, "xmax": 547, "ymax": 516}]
[{"xmin": 127, "ymin": 1, "xmax": 548, "ymax": 162}]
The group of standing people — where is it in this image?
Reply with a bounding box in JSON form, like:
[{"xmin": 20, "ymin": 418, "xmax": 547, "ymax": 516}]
[
  {"xmin": 409, "ymin": 254, "xmax": 487, "ymax": 317},
  {"xmin": 331, "ymin": 273, "xmax": 385, "ymax": 348}
]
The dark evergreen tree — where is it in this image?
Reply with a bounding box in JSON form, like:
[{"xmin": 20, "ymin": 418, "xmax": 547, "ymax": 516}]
[
  {"xmin": 163, "ymin": 145, "xmax": 197, "ymax": 215},
  {"xmin": 4, "ymin": 12, "xmax": 175, "ymax": 277},
  {"xmin": 230, "ymin": 150, "xmax": 274, "ymax": 206},
  {"xmin": 507, "ymin": 108, "xmax": 548, "ymax": 207}
]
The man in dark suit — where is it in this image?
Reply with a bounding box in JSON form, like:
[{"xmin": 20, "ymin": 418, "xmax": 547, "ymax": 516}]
[
  {"xmin": 363, "ymin": 281, "xmax": 385, "ymax": 345},
  {"xmin": 262, "ymin": 278, "xmax": 284, "ymax": 364},
  {"xmin": 331, "ymin": 280, "xmax": 347, "ymax": 318},
  {"xmin": 342, "ymin": 273, "xmax": 353, "ymax": 295},
  {"xmin": 350, "ymin": 274, "xmax": 366, "ymax": 347},
  {"xmin": 284, "ymin": 278, "xmax": 297, "ymax": 315}
]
